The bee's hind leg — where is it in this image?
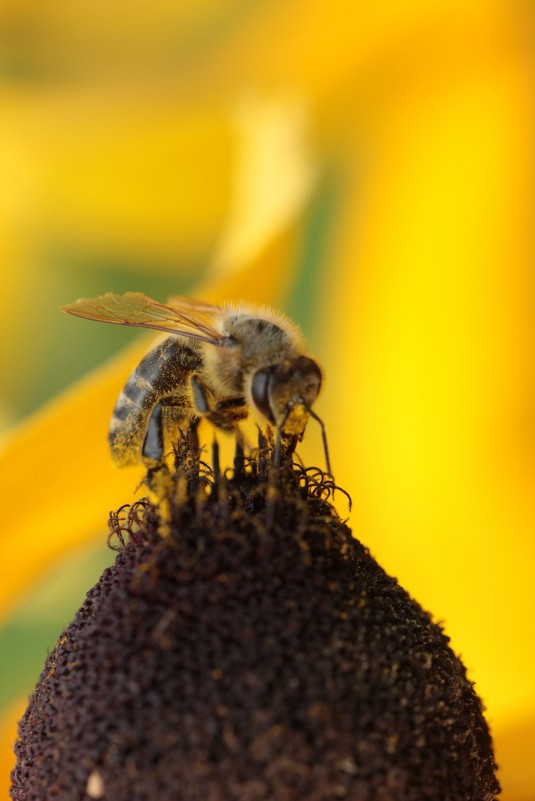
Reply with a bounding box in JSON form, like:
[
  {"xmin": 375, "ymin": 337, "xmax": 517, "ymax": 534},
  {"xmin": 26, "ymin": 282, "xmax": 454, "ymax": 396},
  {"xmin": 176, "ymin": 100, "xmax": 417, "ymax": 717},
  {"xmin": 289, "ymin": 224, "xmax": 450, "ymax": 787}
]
[
  {"xmin": 139, "ymin": 402, "xmax": 172, "ymax": 534},
  {"xmin": 143, "ymin": 402, "xmax": 175, "ymax": 481},
  {"xmin": 142, "ymin": 401, "xmax": 165, "ymax": 465},
  {"xmin": 142, "ymin": 400, "xmax": 198, "ymax": 536}
]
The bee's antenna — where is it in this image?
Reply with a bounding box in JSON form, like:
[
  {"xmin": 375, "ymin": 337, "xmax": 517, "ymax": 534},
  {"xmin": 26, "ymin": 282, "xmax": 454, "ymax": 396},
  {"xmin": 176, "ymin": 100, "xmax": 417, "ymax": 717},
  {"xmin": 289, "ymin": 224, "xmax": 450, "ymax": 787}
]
[{"xmin": 304, "ymin": 404, "xmax": 332, "ymax": 477}]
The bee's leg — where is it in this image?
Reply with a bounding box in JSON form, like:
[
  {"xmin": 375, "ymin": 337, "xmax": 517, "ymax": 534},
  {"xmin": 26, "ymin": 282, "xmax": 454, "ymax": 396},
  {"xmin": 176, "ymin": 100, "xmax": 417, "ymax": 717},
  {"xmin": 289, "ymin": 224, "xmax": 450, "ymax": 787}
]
[
  {"xmin": 140, "ymin": 402, "xmax": 173, "ymax": 534},
  {"xmin": 142, "ymin": 401, "xmax": 165, "ymax": 464},
  {"xmin": 279, "ymin": 432, "xmax": 300, "ymax": 464},
  {"xmin": 143, "ymin": 399, "xmax": 199, "ymax": 535},
  {"xmin": 141, "ymin": 402, "xmax": 171, "ymax": 508},
  {"xmin": 216, "ymin": 396, "xmax": 249, "ymax": 421},
  {"xmin": 190, "ymin": 374, "xmax": 211, "ymax": 416},
  {"xmin": 265, "ymin": 420, "xmax": 297, "ymax": 532},
  {"xmin": 141, "ymin": 399, "xmax": 194, "ymax": 464},
  {"xmin": 211, "ymin": 435, "xmax": 221, "ymax": 481},
  {"xmin": 190, "ymin": 375, "xmax": 247, "ymax": 432},
  {"xmin": 184, "ymin": 416, "xmax": 200, "ymax": 454},
  {"xmin": 160, "ymin": 400, "xmax": 197, "ymax": 457}
]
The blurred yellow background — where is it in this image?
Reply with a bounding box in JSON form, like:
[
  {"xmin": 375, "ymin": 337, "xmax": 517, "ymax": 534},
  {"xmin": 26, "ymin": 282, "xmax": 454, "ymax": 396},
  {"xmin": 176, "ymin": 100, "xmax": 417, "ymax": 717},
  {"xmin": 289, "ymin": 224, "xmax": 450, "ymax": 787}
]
[{"xmin": 1, "ymin": 1, "xmax": 534, "ymax": 798}]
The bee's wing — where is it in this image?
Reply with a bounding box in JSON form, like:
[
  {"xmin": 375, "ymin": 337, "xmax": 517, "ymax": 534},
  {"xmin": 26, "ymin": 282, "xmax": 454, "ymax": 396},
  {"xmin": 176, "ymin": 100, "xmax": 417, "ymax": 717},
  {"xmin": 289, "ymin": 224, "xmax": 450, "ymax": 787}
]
[
  {"xmin": 61, "ymin": 292, "xmax": 225, "ymax": 344},
  {"xmin": 167, "ymin": 295, "xmax": 222, "ymax": 313}
]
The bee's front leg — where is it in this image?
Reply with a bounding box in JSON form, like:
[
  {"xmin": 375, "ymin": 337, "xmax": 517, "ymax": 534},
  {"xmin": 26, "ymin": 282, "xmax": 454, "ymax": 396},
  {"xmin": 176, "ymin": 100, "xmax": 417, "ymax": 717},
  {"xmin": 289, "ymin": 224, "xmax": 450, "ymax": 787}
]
[{"xmin": 190, "ymin": 375, "xmax": 247, "ymax": 432}]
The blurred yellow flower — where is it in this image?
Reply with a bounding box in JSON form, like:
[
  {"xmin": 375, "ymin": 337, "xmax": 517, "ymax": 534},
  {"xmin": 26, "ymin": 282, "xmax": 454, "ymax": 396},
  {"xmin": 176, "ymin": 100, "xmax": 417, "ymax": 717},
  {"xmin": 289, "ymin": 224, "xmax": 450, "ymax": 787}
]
[{"xmin": 1, "ymin": 1, "xmax": 534, "ymax": 798}]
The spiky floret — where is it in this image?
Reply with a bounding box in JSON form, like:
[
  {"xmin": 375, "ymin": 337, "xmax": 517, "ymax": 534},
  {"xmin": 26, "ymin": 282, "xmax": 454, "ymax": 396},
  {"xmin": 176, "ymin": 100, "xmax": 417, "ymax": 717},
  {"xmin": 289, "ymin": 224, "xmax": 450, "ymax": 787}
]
[{"xmin": 11, "ymin": 441, "xmax": 500, "ymax": 801}]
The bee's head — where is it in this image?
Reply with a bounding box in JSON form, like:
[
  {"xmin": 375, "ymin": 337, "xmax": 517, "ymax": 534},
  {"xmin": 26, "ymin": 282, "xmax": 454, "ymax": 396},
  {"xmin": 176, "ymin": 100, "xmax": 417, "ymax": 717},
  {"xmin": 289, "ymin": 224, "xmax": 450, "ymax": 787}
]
[{"xmin": 251, "ymin": 356, "xmax": 322, "ymax": 427}]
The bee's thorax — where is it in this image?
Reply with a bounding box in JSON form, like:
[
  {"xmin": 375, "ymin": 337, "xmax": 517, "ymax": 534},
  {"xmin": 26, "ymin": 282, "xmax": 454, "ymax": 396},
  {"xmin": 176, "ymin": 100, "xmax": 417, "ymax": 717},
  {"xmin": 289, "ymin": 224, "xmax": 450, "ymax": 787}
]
[{"xmin": 202, "ymin": 314, "xmax": 303, "ymax": 399}]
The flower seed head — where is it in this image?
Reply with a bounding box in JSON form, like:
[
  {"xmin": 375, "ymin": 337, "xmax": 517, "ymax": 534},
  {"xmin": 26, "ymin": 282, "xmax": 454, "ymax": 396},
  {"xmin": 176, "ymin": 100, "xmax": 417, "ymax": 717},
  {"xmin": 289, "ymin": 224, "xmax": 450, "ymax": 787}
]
[{"xmin": 11, "ymin": 444, "xmax": 499, "ymax": 800}]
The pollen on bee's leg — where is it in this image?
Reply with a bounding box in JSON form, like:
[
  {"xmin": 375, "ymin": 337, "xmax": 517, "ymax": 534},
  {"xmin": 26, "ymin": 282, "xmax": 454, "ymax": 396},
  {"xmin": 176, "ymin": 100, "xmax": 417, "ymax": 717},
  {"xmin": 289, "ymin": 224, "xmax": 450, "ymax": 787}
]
[
  {"xmin": 143, "ymin": 461, "xmax": 172, "ymax": 495},
  {"xmin": 143, "ymin": 462, "xmax": 174, "ymax": 537}
]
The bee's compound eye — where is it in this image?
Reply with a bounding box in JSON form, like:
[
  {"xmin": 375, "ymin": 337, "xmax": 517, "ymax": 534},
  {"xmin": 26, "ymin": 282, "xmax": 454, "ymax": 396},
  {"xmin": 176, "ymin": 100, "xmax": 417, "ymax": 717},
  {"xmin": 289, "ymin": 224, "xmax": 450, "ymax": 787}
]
[
  {"xmin": 251, "ymin": 368, "xmax": 276, "ymax": 424},
  {"xmin": 294, "ymin": 357, "xmax": 322, "ymax": 404}
]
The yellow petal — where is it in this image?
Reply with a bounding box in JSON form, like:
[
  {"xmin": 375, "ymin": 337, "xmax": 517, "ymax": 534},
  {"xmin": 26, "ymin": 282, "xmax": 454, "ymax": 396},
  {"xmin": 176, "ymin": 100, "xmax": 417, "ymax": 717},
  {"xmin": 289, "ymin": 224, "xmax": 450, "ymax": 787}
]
[
  {"xmin": 0, "ymin": 87, "xmax": 234, "ymax": 266},
  {"xmin": 494, "ymin": 717, "xmax": 535, "ymax": 801},
  {"xmin": 0, "ymin": 697, "xmax": 25, "ymax": 800},
  {"xmin": 322, "ymin": 5, "xmax": 534, "ymax": 747},
  {"xmin": 207, "ymin": 93, "xmax": 317, "ymax": 280},
  {"xmin": 1, "ymin": 0, "xmax": 510, "ymax": 104},
  {"xmin": 0, "ymin": 91, "xmax": 234, "ymax": 425},
  {"xmin": 0, "ymin": 339, "xmax": 145, "ymax": 622}
]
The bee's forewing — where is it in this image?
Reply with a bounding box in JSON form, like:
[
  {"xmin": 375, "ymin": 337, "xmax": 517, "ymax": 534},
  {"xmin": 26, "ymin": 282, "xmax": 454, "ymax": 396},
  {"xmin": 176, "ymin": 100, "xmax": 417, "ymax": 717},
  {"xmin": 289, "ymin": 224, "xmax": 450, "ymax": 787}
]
[
  {"xmin": 61, "ymin": 292, "xmax": 224, "ymax": 344},
  {"xmin": 167, "ymin": 295, "xmax": 222, "ymax": 313}
]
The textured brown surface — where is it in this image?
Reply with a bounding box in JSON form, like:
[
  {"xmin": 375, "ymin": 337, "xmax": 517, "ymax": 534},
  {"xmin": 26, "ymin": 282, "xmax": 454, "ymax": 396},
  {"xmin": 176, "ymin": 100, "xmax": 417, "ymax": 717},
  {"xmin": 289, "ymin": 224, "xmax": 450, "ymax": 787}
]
[{"xmin": 11, "ymin": 455, "xmax": 500, "ymax": 800}]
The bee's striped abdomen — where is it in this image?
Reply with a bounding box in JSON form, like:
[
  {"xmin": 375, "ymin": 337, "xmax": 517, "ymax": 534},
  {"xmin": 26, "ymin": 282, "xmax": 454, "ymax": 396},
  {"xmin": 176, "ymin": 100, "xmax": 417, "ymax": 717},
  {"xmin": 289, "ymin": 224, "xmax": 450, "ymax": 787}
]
[{"xmin": 109, "ymin": 337, "xmax": 203, "ymax": 467}]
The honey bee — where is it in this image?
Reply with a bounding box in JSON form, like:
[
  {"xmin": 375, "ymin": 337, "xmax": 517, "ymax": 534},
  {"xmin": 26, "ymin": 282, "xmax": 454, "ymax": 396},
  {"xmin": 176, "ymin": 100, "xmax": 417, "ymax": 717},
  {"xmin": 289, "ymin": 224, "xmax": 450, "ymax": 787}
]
[{"xmin": 62, "ymin": 292, "xmax": 329, "ymax": 471}]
